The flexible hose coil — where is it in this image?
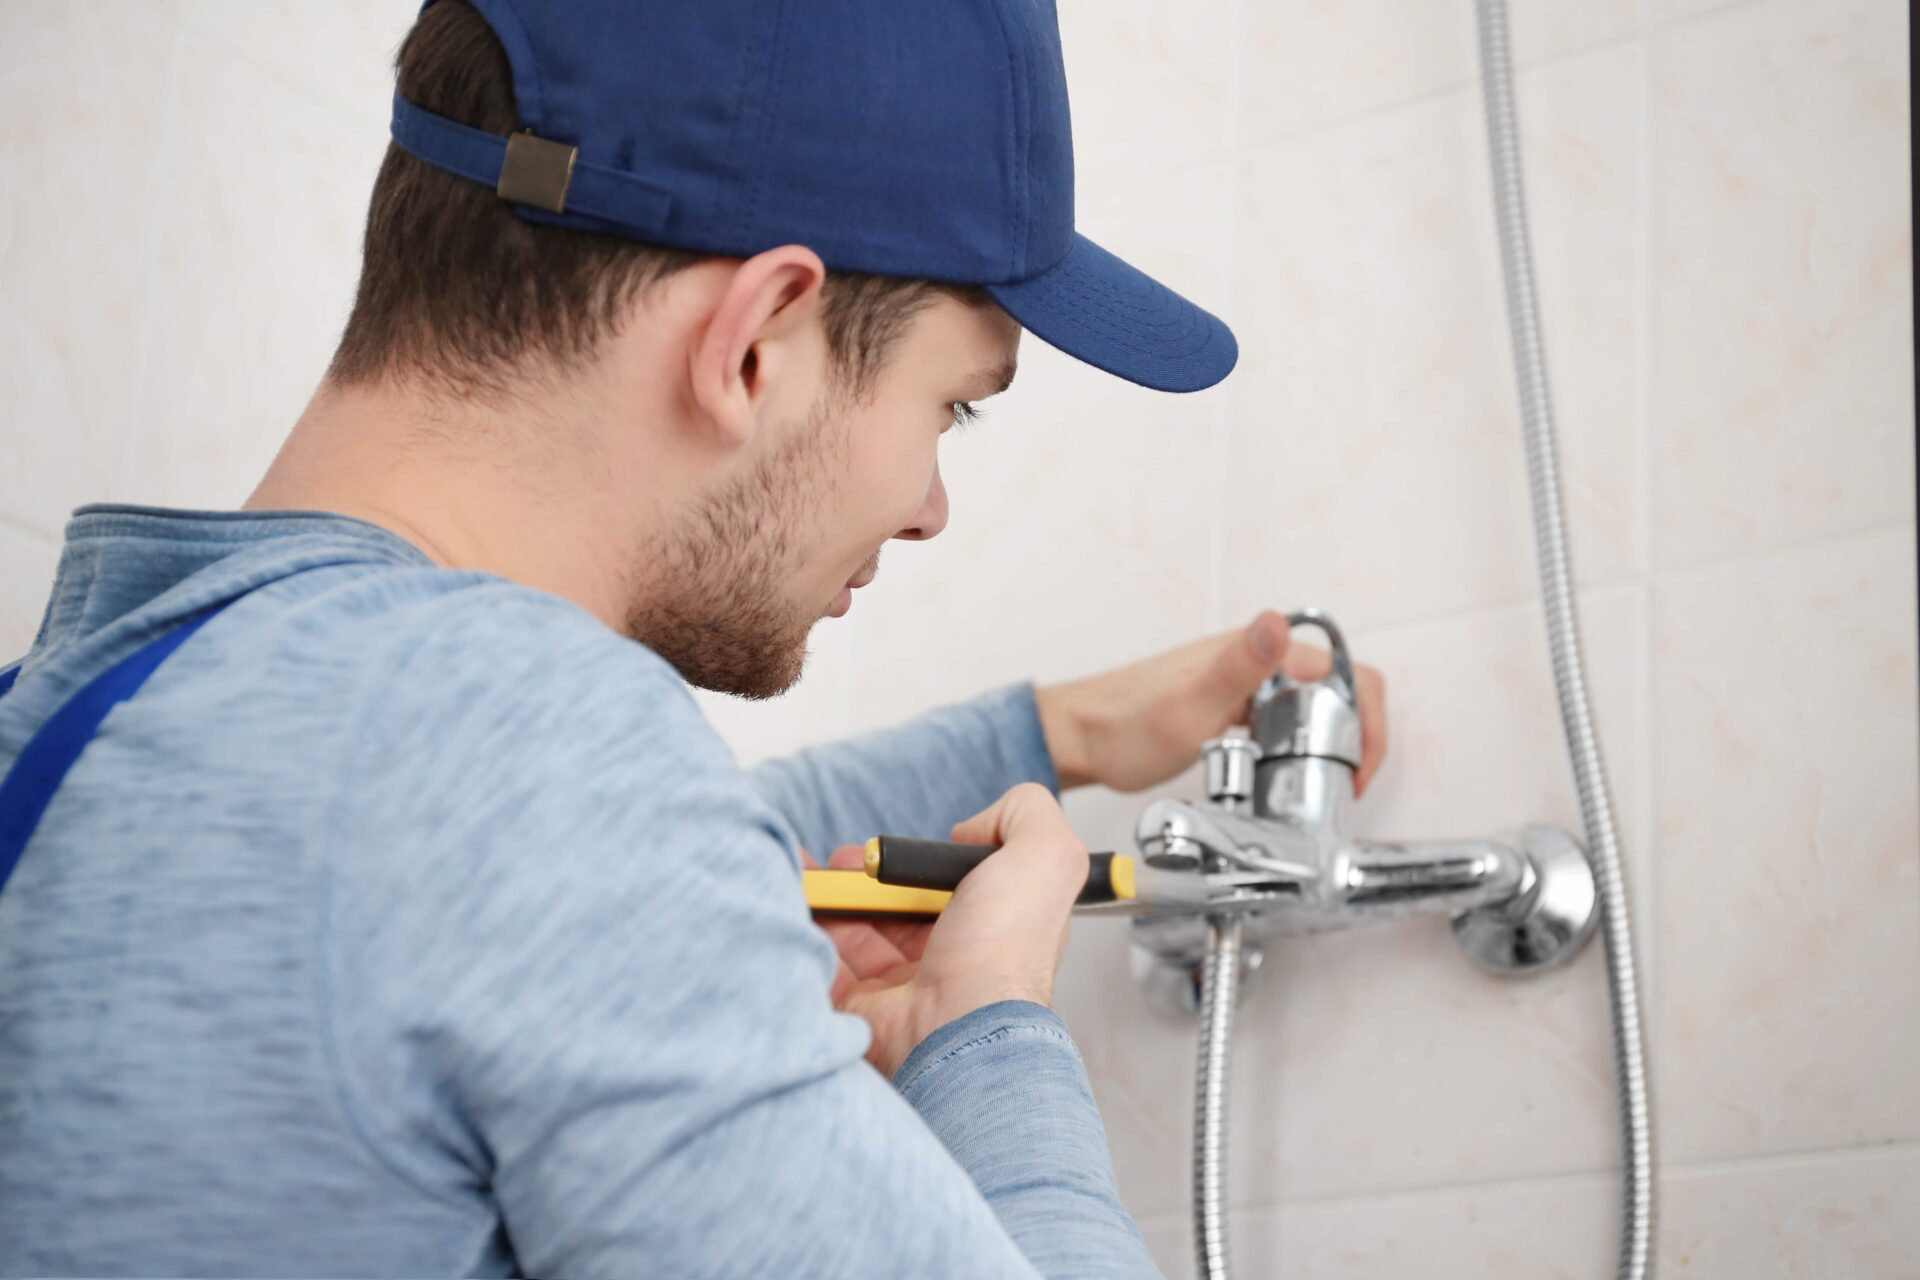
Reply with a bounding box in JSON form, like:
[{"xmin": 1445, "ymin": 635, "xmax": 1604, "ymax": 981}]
[
  {"xmin": 1473, "ymin": 0, "xmax": 1657, "ymax": 1273},
  {"xmin": 1192, "ymin": 915, "xmax": 1242, "ymax": 1280}
]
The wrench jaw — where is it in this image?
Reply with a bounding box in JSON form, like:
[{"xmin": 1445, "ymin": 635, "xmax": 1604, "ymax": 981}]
[
  {"xmin": 1066, "ymin": 871, "xmax": 1302, "ymax": 919},
  {"xmin": 1129, "ymin": 796, "xmax": 1321, "ymax": 919},
  {"xmin": 1134, "ymin": 797, "xmax": 1319, "ymax": 880}
]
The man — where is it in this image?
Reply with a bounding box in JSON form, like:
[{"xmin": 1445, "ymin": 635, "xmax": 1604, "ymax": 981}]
[{"xmin": 0, "ymin": 1, "xmax": 1386, "ymax": 1276}]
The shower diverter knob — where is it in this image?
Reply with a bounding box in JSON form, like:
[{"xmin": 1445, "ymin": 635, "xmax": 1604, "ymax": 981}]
[{"xmin": 1250, "ymin": 608, "xmax": 1363, "ymax": 768}]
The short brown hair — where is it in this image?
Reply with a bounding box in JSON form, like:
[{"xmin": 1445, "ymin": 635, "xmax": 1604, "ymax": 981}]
[{"xmin": 329, "ymin": 0, "xmax": 987, "ymax": 400}]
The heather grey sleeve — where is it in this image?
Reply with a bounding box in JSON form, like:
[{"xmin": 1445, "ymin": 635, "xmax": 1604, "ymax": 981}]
[
  {"xmin": 747, "ymin": 681, "xmax": 1062, "ymax": 858},
  {"xmin": 327, "ymin": 590, "xmax": 1157, "ymax": 1280},
  {"xmin": 895, "ymin": 1001, "xmax": 1159, "ymax": 1277}
]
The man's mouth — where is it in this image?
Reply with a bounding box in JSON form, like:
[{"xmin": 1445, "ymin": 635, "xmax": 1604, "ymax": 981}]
[{"xmin": 825, "ymin": 561, "xmax": 879, "ymax": 619}]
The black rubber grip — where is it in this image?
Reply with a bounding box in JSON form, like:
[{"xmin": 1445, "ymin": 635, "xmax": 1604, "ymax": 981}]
[{"xmin": 872, "ymin": 836, "xmax": 1121, "ymax": 905}]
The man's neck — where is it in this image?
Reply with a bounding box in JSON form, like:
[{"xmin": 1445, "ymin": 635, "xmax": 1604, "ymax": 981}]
[{"xmin": 246, "ymin": 378, "xmax": 643, "ymax": 633}]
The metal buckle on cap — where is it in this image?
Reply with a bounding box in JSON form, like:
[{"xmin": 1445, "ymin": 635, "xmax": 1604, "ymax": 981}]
[{"xmin": 496, "ymin": 130, "xmax": 578, "ymax": 213}]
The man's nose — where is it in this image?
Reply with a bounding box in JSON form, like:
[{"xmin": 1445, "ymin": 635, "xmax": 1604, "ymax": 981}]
[{"xmin": 892, "ymin": 467, "xmax": 949, "ymax": 541}]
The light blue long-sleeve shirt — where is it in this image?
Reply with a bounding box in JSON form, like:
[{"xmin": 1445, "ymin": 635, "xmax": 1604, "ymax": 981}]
[{"xmin": 0, "ymin": 505, "xmax": 1158, "ymax": 1279}]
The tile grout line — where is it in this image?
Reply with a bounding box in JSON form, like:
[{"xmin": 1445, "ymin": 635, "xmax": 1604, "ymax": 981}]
[
  {"xmin": 1127, "ymin": 1135, "xmax": 1920, "ymax": 1226},
  {"xmin": 1633, "ymin": 18, "xmax": 1660, "ymax": 1034},
  {"xmin": 1652, "ymin": 517, "xmax": 1920, "ymax": 584},
  {"xmin": 1236, "ymin": 26, "xmax": 1643, "ymax": 158},
  {"xmin": 835, "ymin": 608, "xmax": 855, "ymax": 741},
  {"xmin": 1652, "ymin": 0, "xmax": 1779, "ymax": 39},
  {"xmin": 0, "ymin": 513, "xmax": 58, "ymax": 546},
  {"xmin": 175, "ymin": 11, "xmax": 393, "ymax": 133},
  {"xmin": 1207, "ymin": 0, "xmax": 1246, "ymax": 636},
  {"xmin": 1356, "ymin": 576, "xmax": 1646, "ymax": 649},
  {"xmin": 1356, "ymin": 518, "xmax": 1918, "ymax": 650},
  {"xmin": 1233, "ymin": 0, "xmax": 1776, "ymax": 163},
  {"xmin": 1656, "ymin": 1135, "xmax": 1920, "ymax": 1182},
  {"xmin": 1233, "ymin": 0, "xmax": 1782, "ymax": 168},
  {"xmin": 112, "ymin": 17, "xmax": 188, "ymax": 501}
]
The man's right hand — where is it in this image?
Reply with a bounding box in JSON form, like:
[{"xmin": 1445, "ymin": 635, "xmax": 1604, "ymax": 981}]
[{"xmin": 807, "ymin": 783, "xmax": 1089, "ymax": 1078}]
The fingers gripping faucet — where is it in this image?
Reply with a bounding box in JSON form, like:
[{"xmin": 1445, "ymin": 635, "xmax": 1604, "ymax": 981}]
[{"xmin": 1129, "ymin": 609, "xmax": 1601, "ymax": 1015}]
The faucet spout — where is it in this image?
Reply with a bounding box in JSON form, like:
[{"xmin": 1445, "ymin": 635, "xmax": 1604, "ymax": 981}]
[{"xmin": 1342, "ymin": 837, "xmax": 1527, "ymax": 918}]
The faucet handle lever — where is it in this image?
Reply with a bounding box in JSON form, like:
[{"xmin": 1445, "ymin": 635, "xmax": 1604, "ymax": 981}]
[
  {"xmin": 1255, "ymin": 608, "xmax": 1357, "ymax": 705},
  {"xmin": 1249, "ymin": 607, "xmax": 1364, "ymax": 768}
]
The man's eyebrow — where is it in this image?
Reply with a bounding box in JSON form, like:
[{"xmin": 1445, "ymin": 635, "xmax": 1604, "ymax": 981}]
[{"xmin": 966, "ymin": 356, "xmax": 1019, "ymax": 399}]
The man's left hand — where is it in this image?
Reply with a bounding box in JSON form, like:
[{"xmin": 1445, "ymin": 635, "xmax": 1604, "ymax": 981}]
[{"xmin": 1032, "ymin": 610, "xmax": 1389, "ymax": 798}]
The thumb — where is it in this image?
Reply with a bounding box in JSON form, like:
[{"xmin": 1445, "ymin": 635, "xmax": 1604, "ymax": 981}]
[{"xmin": 1206, "ymin": 610, "xmax": 1291, "ymax": 704}]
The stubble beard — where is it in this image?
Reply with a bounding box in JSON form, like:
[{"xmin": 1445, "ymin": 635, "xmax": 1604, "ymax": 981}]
[{"xmin": 625, "ymin": 390, "xmax": 853, "ymax": 700}]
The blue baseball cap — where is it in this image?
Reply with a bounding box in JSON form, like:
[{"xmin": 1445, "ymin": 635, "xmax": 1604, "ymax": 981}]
[{"xmin": 388, "ymin": 0, "xmax": 1237, "ymax": 393}]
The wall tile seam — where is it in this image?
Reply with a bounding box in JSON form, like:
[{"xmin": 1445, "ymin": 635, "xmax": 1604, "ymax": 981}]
[
  {"xmin": 1205, "ymin": 0, "xmax": 1247, "ymax": 635},
  {"xmin": 1646, "ymin": 0, "xmax": 1800, "ymax": 46},
  {"xmin": 1234, "ymin": 0, "xmax": 1797, "ymax": 167},
  {"xmin": 1633, "ymin": 16, "xmax": 1659, "ymax": 1019},
  {"xmin": 110, "ymin": 20, "xmax": 188, "ymax": 506},
  {"xmin": 1077, "ymin": 146, "xmax": 1237, "ymax": 205},
  {"xmin": 833, "ymin": 617, "xmax": 854, "ymax": 739},
  {"xmin": 170, "ymin": 1, "xmax": 1789, "ymax": 167},
  {"xmin": 1125, "ymin": 1133, "xmax": 1920, "ymax": 1226},
  {"xmin": 1649, "ymin": 518, "xmax": 1920, "ymax": 587},
  {"xmin": 1075, "ymin": 80, "xmax": 1236, "ymax": 167},
  {"xmin": 1345, "ymin": 577, "xmax": 1648, "ymax": 650},
  {"xmin": 1235, "ymin": 26, "xmax": 1646, "ymax": 156},
  {"xmin": 0, "ymin": 510, "xmax": 61, "ymax": 547},
  {"xmin": 173, "ymin": 11, "xmax": 394, "ymax": 130}
]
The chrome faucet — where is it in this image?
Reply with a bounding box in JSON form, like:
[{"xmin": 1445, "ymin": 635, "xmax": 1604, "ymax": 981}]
[{"xmin": 1130, "ymin": 609, "xmax": 1599, "ymax": 1012}]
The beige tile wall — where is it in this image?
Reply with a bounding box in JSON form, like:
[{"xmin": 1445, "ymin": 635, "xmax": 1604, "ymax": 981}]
[{"xmin": 1, "ymin": 1, "xmax": 1912, "ymax": 1275}]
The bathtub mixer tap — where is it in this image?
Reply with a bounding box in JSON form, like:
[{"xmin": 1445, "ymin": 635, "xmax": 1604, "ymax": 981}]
[{"xmin": 1129, "ymin": 608, "xmax": 1599, "ymax": 1013}]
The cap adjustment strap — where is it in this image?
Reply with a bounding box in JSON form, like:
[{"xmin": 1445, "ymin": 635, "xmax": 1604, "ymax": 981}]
[
  {"xmin": 389, "ymin": 94, "xmax": 672, "ymax": 231},
  {"xmin": 497, "ymin": 131, "xmax": 577, "ymax": 213}
]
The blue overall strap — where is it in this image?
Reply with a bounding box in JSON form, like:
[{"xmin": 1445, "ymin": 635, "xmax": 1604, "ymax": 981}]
[
  {"xmin": 0, "ymin": 664, "xmax": 18, "ymax": 697},
  {"xmin": 0, "ymin": 604, "xmax": 232, "ymax": 897}
]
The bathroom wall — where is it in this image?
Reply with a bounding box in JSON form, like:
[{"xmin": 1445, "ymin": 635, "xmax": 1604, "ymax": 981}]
[{"xmin": 2, "ymin": 1, "xmax": 1913, "ymax": 1275}]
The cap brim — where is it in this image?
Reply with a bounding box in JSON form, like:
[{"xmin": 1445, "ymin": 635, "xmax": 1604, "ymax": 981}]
[{"xmin": 983, "ymin": 233, "xmax": 1237, "ymax": 393}]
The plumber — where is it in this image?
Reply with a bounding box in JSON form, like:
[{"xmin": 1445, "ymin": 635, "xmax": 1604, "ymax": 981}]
[{"xmin": 0, "ymin": 2, "xmax": 1387, "ymax": 1275}]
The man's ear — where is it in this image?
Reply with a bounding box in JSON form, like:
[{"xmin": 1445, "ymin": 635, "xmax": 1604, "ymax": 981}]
[{"xmin": 688, "ymin": 244, "xmax": 828, "ymax": 448}]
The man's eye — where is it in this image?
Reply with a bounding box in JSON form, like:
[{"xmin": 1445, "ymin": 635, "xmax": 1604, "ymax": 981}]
[{"xmin": 948, "ymin": 401, "xmax": 985, "ymax": 431}]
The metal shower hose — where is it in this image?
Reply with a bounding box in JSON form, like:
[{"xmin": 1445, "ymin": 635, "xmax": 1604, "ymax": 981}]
[{"xmin": 1188, "ymin": 3, "xmax": 1656, "ymax": 1276}]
